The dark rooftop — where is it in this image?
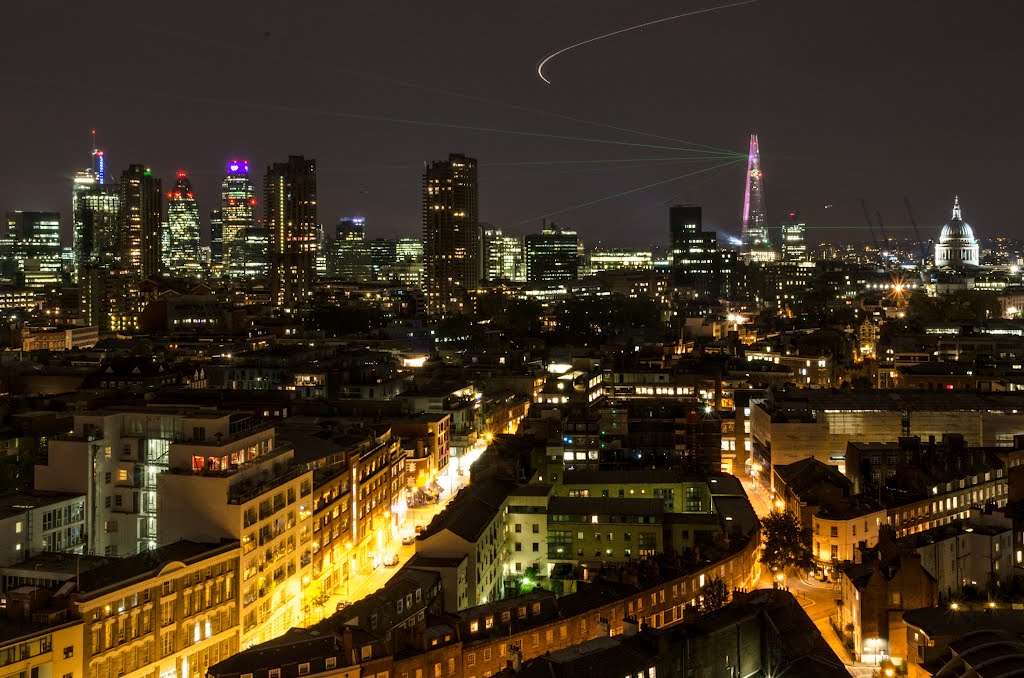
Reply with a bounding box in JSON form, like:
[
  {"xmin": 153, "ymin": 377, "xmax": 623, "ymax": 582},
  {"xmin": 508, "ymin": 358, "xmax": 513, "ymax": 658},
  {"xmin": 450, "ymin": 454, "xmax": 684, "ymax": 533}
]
[{"xmin": 72, "ymin": 540, "xmax": 238, "ymax": 599}]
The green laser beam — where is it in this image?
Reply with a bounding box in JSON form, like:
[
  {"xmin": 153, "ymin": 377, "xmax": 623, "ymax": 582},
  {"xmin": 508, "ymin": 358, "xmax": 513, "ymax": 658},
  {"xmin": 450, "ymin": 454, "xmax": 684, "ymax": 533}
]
[
  {"xmin": 60, "ymin": 4, "xmax": 743, "ymax": 157},
  {"xmin": 1, "ymin": 75, "xmax": 743, "ymax": 156},
  {"xmin": 304, "ymin": 155, "xmax": 740, "ymax": 173},
  {"xmin": 516, "ymin": 157, "xmax": 744, "ymax": 224}
]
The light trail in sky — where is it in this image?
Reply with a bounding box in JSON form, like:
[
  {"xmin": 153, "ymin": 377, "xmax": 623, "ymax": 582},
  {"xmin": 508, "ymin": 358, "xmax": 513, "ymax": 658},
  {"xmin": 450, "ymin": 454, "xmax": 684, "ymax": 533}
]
[
  {"xmin": 58, "ymin": 3, "xmax": 744, "ymax": 157},
  {"xmin": 516, "ymin": 157, "xmax": 744, "ymax": 224},
  {"xmin": 0, "ymin": 74, "xmax": 740, "ymax": 156},
  {"xmin": 537, "ymin": 0, "xmax": 761, "ymax": 85}
]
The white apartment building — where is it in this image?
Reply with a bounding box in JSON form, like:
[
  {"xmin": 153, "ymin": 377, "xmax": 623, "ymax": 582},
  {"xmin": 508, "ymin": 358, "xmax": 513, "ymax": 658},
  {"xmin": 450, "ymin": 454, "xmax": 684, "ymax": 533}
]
[
  {"xmin": 157, "ymin": 445, "xmax": 313, "ymax": 650},
  {"xmin": 0, "ymin": 491, "xmax": 86, "ymax": 566},
  {"xmin": 38, "ymin": 408, "xmax": 276, "ymax": 557}
]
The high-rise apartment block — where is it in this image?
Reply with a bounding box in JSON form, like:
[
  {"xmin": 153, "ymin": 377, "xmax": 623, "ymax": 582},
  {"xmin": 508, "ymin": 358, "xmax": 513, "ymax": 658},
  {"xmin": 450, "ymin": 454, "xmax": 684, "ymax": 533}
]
[
  {"xmin": 119, "ymin": 165, "xmax": 163, "ymax": 279},
  {"xmin": 423, "ymin": 153, "xmax": 479, "ymax": 315},
  {"xmin": 266, "ymin": 156, "xmax": 317, "ymax": 308}
]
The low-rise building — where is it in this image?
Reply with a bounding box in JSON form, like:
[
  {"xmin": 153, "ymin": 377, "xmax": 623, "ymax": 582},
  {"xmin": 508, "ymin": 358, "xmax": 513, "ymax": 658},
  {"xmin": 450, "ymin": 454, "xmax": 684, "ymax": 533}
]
[
  {"xmin": 0, "ymin": 491, "xmax": 86, "ymax": 566},
  {"xmin": 834, "ymin": 539, "xmax": 938, "ymax": 665},
  {"xmin": 70, "ymin": 541, "xmax": 240, "ymax": 678},
  {"xmin": 899, "ymin": 508, "xmax": 1015, "ymax": 599}
]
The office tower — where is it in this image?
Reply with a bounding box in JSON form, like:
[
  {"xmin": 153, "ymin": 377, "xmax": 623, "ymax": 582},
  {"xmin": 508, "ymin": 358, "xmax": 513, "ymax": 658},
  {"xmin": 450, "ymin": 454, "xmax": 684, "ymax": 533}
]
[
  {"xmin": 0, "ymin": 211, "xmax": 63, "ymax": 289},
  {"xmin": 524, "ymin": 222, "xmax": 579, "ymax": 283},
  {"xmin": 165, "ymin": 172, "xmax": 202, "ymax": 275},
  {"xmin": 326, "ymin": 217, "xmax": 372, "ymax": 280},
  {"xmin": 370, "ymin": 238, "xmax": 398, "ymax": 280},
  {"xmin": 396, "ymin": 237, "xmax": 423, "ymax": 261},
  {"xmin": 481, "ymin": 226, "xmax": 524, "ymax": 282},
  {"xmin": 780, "ymin": 211, "xmax": 808, "ymax": 262},
  {"xmin": 119, "ymin": 164, "xmax": 163, "ymax": 278},
  {"xmin": 91, "ymin": 129, "xmax": 106, "ymax": 184},
  {"xmin": 740, "ymin": 133, "xmax": 775, "ymax": 262},
  {"xmin": 72, "ymin": 169, "xmax": 120, "ymax": 273},
  {"xmin": 209, "ymin": 209, "xmax": 224, "ymax": 266},
  {"xmin": 585, "ymin": 248, "xmax": 653, "ymax": 276},
  {"xmin": 669, "ymin": 205, "xmax": 731, "ymax": 300},
  {"xmin": 266, "ymin": 155, "xmax": 317, "ymax": 308},
  {"xmin": 423, "ymin": 153, "xmax": 480, "ymax": 315},
  {"xmin": 221, "ymin": 160, "xmax": 263, "ymax": 278}
]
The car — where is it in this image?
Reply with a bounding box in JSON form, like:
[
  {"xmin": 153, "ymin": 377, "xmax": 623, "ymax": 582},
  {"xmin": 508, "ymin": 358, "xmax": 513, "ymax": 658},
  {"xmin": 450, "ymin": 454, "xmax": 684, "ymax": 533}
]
[
  {"xmin": 336, "ymin": 601, "xmax": 350, "ymax": 612},
  {"xmin": 401, "ymin": 535, "xmax": 416, "ymax": 546},
  {"xmin": 383, "ymin": 553, "xmax": 400, "ymax": 567},
  {"xmin": 414, "ymin": 524, "xmax": 427, "ymax": 534}
]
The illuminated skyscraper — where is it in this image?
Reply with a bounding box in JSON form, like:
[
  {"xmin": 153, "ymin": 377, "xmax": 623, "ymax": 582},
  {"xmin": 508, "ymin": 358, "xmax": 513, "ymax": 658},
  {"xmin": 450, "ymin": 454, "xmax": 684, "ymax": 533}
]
[
  {"xmin": 740, "ymin": 134, "xmax": 775, "ymax": 262},
  {"xmin": 72, "ymin": 169, "xmax": 120, "ymax": 274},
  {"xmin": 481, "ymin": 226, "xmax": 524, "ymax": 282},
  {"xmin": 266, "ymin": 155, "xmax": 317, "ymax": 308},
  {"xmin": 118, "ymin": 165, "xmax": 162, "ymax": 279},
  {"xmin": 165, "ymin": 172, "xmax": 202, "ymax": 275},
  {"xmin": 326, "ymin": 217, "xmax": 372, "ymax": 280},
  {"xmin": 525, "ymin": 223, "xmax": 579, "ymax": 283},
  {"xmin": 780, "ymin": 211, "xmax": 807, "ymax": 262},
  {"xmin": 423, "ymin": 153, "xmax": 479, "ymax": 315},
  {"xmin": 669, "ymin": 205, "xmax": 731, "ymax": 299},
  {"xmin": 221, "ymin": 161, "xmax": 262, "ymax": 278},
  {"xmin": 0, "ymin": 212, "xmax": 63, "ymax": 289}
]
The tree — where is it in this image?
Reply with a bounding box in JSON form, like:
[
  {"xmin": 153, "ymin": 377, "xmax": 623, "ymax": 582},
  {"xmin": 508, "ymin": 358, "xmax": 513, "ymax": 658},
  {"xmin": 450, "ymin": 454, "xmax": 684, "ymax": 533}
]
[
  {"xmin": 301, "ymin": 581, "xmax": 332, "ymax": 624},
  {"xmin": 700, "ymin": 577, "xmax": 729, "ymax": 613},
  {"xmin": 760, "ymin": 510, "xmax": 814, "ymax": 573}
]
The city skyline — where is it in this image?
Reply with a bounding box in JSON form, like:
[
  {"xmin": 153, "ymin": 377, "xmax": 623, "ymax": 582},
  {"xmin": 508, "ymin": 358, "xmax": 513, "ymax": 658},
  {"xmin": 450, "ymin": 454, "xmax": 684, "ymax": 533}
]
[{"xmin": 1, "ymin": 1, "xmax": 1020, "ymax": 245}]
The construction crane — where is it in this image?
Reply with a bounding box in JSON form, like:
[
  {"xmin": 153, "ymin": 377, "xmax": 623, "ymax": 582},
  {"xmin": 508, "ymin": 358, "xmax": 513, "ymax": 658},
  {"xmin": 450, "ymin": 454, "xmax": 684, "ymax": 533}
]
[
  {"xmin": 875, "ymin": 211, "xmax": 890, "ymax": 253},
  {"xmin": 858, "ymin": 198, "xmax": 880, "ymax": 252},
  {"xmin": 903, "ymin": 196, "xmax": 929, "ymax": 265}
]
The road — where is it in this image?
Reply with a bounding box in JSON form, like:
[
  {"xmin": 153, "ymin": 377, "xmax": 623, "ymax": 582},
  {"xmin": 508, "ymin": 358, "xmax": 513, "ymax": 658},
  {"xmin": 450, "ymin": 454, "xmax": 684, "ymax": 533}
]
[
  {"xmin": 307, "ymin": 490, "xmax": 463, "ymax": 624},
  {"xmin": 742, "ymin": 475, "xmax": 879, "ymax": 678}
]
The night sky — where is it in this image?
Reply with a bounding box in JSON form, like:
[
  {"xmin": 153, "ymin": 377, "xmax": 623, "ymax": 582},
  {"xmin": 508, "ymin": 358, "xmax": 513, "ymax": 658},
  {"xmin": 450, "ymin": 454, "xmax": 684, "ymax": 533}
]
[{"xmin": 2, "ymin": 0, "xmax": 1021, "ymax": 247}]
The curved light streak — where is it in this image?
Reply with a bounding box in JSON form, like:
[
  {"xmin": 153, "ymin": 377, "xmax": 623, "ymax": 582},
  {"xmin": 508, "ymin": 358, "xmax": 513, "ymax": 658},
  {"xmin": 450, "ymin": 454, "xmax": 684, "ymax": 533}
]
[{"xmin": 537, "ymin": 0, "xmax": 761, "ymax": 84}]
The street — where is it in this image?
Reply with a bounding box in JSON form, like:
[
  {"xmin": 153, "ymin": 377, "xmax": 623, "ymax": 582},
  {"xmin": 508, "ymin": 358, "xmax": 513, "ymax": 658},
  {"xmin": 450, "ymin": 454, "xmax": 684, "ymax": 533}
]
[
  {"xmin": 741, "ymin": 475, "xmax": 879, "ymax": 678},
  {"xmin": 310, "ymin": 492, "xmax": 461, "ymax": 624}
]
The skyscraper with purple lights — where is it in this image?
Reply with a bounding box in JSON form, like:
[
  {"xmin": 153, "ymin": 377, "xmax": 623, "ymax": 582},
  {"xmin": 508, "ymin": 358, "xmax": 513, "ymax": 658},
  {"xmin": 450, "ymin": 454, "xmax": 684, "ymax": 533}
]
[
  {"xmin": 220, "ymin": 160, "xmax": 262, "ymax": 278},
  {"xmin": 740, "ymin": 134, "xmax": 774, "ymax": 262}
]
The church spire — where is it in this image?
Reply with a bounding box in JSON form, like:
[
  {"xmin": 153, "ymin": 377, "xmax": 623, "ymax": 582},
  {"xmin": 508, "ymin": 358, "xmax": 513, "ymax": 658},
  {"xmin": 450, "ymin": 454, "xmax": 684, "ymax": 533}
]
[{"xmin": 952, "ymin": 195, "xmax": 962, "ymax": 220}]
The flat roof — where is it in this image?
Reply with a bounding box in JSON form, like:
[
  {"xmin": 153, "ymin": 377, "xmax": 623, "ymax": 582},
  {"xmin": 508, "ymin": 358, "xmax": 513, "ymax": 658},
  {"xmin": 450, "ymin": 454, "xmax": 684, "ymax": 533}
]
[{"xmin": 0, "ymin": 490, "xmax": 84, "ymax": 520}]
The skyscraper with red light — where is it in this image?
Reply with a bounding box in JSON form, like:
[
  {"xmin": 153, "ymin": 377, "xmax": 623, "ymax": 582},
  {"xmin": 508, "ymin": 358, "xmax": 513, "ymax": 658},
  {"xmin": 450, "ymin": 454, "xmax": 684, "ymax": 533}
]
[
  {"xmin": 266, "ymin": 155, "xmax": 317, "ymax": 308},
  {"xmin": 165, "ymin": 172, "xmax": 202, "ymax": 276}
]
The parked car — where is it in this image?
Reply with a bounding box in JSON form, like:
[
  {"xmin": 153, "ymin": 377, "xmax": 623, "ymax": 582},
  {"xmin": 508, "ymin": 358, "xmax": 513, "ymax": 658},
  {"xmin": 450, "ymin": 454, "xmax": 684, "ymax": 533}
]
[
  {"xmin": 383, "ymin": 553, "xmax": 400, "ymax": 567},
  {"xmin": 414, "ymin": 524, "xmax": 427, "ymax": 534},
  {"xmin": 402, "ymin": 535, "xmax": 416, "ymax": 546},
  {"xmin": 336, "ymin": 601, "xmax": 351, "ymax": 612}
]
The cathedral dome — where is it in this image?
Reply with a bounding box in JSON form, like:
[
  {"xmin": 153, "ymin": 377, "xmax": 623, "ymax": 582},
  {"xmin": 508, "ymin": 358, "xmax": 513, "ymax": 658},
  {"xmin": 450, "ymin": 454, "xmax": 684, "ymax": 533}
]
[{"xmin": 934, "ymin": 196, "xmax": 979, "ymax": 268}]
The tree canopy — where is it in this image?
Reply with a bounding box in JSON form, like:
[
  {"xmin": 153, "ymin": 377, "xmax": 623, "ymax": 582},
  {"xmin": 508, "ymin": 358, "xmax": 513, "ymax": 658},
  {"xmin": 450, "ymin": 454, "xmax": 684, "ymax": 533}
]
[{"xmin": 760, "ymin": 510, "xmax": 814, "ymax": 573}]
